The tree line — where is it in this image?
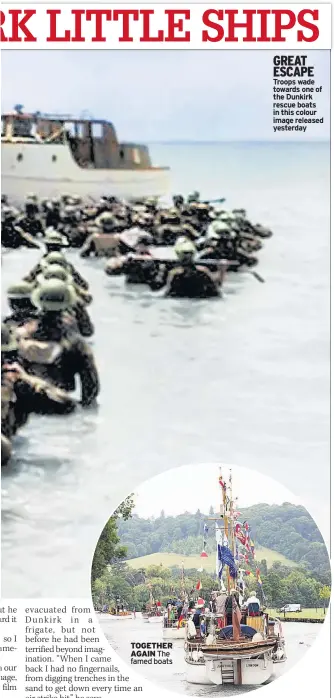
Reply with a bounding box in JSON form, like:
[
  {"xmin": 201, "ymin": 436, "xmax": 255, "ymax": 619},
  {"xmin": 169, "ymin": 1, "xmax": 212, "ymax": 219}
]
[
  {"xmin": 116, "ymin": 503, "xmax": 330, "ymax": 584},
  {"xmin": 91, "ymin": 498, "xmax": 331, "ymax": 611}
]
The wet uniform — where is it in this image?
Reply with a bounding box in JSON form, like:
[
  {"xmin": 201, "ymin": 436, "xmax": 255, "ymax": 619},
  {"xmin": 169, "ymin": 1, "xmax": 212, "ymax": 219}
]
[
  {"xmin": 165, "ymin": 265, "xmax": 221, "ymax": 299},
  {"xmin": 1, "ymin": 364, "xmax": 76, "ymax": 448},
  {"xmin": 19, "ymin": 319, "xmax": 100, "ymax": 407}
]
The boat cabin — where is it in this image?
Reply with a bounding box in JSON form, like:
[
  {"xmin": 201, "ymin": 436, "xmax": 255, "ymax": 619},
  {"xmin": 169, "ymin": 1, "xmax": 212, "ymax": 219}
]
[{"xmin": 1, "ymin": 110, "xmax": 152, "ymax": 170}]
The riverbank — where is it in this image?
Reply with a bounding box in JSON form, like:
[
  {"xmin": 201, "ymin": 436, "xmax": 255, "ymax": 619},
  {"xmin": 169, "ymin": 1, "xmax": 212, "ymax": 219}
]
[{"xmin": 267, "ymin": 608, "xmax": 327, "ymax": 622}]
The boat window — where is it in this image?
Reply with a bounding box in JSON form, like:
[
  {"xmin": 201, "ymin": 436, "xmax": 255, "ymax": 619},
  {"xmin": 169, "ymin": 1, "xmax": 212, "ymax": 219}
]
[
  {"xmin": 133, "ymin": 148, "xmax": 141, "ymax": 165},
  {"xmin": 17, "ymin": 153, "xmax": 23, "ymax": 161},
  {"xmin": 12, "ymin": 118, "xmax": 33, "ymax": 138},
  {"xmin": 1, "ymin": 118, "xmax": 6, "ymax": 137},
  {"xmin": 92, "ymin": 123, "xmax": 103, "ymax": 138},
  {"xmin": 77, "ymin": 123, "xmax": 85, "ymax": 139},
  {"xmin": 119, "ymin": 149, "xmax": 124, "ymax": 160},
  {"xmin": 52, "ymin": 155, "xmax": 57, "ymax": 162},
  {"xmin": 65, "ymin": 122, "xmax": 76, "ymax": 137}
]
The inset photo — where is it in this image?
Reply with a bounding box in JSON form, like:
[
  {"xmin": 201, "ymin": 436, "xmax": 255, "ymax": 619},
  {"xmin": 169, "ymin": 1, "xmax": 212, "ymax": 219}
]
[{"xmin": 91, "ymin": 463, "xmax": 330, "ymax": 694}]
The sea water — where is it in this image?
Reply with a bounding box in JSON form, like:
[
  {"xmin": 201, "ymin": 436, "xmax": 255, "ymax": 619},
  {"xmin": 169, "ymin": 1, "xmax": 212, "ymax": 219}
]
[{"xmin": 1, "ymin": 141, "xmax": 330, "ymax": 598}]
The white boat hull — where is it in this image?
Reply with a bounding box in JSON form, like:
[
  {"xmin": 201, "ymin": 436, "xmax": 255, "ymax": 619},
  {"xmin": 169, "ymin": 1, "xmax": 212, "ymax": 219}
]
[
  {"xmin": 163, "ymin": 626, "xmax": 186, "ymax": 640},
  {"xmin": 148, "ymin": 616, "xmax": 163, "ymax": 624},
  {"xmin": 108, "ymin": 615, "xmax": 132, "ymax": 620},
  {"xmin": 204, "ymin": 655, "xmax": 274, "ymax": 686},
  {"xmin": 185, "ymin": 660, "xmax": 211, "ymax": 685},
  {"xmin": 2, "ymin": 142, "xmax": 170, "ymax": 201}
]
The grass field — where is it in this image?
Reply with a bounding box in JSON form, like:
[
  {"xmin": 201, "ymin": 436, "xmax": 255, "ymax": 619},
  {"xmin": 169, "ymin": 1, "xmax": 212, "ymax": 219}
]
[
  {"xmin": 267, "ymin": 607, "xmax": 327, "ymax": 619},
  {"xmin": 127, "ymin": 547, "xmax": 297, "ymax": 573}
]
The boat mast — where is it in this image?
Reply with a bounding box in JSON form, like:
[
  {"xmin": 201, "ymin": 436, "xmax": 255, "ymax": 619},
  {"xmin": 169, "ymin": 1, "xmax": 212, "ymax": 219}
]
[
  {"xmin": 220, "ymin": 467, "xmax": 231, "ymax": 594},
  {"xmin": 180, "ymin": 560, "xmax": 186, "ymax": 601}
]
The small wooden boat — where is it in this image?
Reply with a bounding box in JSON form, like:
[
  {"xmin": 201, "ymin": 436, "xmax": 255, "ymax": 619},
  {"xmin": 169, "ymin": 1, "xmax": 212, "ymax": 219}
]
[
  {"xmin": 162, "ymin": 617, "xmax": 187, "ymax": 640},
  {"xmin": 185, "ymin": 469, "xmax": 286, "ymax": 686}
]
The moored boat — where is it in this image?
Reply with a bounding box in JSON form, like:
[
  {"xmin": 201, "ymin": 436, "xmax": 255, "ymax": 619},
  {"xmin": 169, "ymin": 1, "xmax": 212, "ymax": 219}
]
[
  {"xmin": 1, "ymin": 107, "xmax": 170, "ymax": 201},
  {"xmin": 184, "ymin": 468, "xmax": 287, "ymax": 686}
]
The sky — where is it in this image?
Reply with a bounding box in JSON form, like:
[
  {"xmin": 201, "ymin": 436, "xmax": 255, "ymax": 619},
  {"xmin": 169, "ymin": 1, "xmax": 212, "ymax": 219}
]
[
  {"xmin": 133, "ymin": 463, "xmax": 300, "ymax": 518},
  {"xmin": 1, "ymin": 50, "xmax": 330, "ymax": 141}
]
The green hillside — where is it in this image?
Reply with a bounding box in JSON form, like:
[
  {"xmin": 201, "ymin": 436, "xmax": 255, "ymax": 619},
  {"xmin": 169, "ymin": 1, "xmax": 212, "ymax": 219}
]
[
  {"xmin": 127, "ymin": 547, "xmax": 297, "ymax": 572},
  {"xmin": 117, "ymin": 502, "xmax": 330, "ymax": 584}
]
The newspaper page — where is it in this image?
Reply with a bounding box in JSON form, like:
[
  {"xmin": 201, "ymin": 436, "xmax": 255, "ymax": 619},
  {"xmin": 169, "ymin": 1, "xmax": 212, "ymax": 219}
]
[{"xmin": 0, "ymin": 4, "xmax": 331, "ymax": 698}]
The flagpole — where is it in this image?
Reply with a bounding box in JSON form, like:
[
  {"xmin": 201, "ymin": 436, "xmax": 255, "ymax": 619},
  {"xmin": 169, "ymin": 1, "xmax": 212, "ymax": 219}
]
[{"xmin": 220, "ymin": 467, "xmax": 231, "ymax": 594}]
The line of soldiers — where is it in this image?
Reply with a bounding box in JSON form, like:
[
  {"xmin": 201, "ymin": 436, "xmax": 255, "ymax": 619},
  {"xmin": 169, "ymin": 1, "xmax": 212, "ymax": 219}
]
[
  {"xmin": 1, "ymin": 230, "xmax": 100, "ymax": 467},
  {"xmin": 2, "ymin": 190, "xmax": 272, "ymax": 297},
  {"xmin": 1, "ymin": 191, "xmax": 272, "ymax": 256}
]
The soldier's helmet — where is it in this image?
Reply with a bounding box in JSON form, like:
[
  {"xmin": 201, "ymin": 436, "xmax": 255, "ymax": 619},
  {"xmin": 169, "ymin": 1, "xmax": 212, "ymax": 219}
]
[
  {"xmin": 44, "ymin": 228, "xmax": 69, "ymax": 248},
  {"xmin": 7, "ymin": 281, "xmax": 34, "ymax": 301},
  {"xmin": 42, "ymin": 251, "xmax": 68, "ymax": 269},
  {"xmin": 38, "ymin": 264, "xmax": 72, "ymax": 285},
  {"xmin": 31, "ymin": 279, "xmax": 76, "ymax": 312},
  {"xmin": 174, "ymin": 238, "xmax": 196, "ymax": 261}
]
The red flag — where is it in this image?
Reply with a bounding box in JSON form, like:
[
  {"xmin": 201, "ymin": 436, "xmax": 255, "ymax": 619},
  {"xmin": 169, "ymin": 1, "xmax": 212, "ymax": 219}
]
[
  {"xmin": 200, "ymin": 550, "xmax": 208, "ymax": 558},
  {"xmin": 197, "ymin": 597, "xmax": 205, "ymax": 607},
  {"xmin": 196, "ymin": 580, "xmax": 202, "ymax": 591},
  {"xmin": 218, "ymin": 475, "xmax": 226, "ymax": 490}
]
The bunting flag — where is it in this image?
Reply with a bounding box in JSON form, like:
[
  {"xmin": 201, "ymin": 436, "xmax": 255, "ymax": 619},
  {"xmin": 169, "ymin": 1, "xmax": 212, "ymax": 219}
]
[
  {"xmin": 256, "ymin": 567, "xmax": 263, "ymax": 586},
  {"xmin": 218, "ymin": 475, "xmax": 226, "ymax": 491},
  {"xmin": 216, "ymin": 524, "xmax": 224, "ymax": 580},
  {"xmin": 236, "ymin": 529, "xmax": 246, "ymax": 545},
  {"xmin": 245, "ymin": 570, "xmax": 251, "ymax": 576},
  {"xmin": 217, "ymin": 544, "xmax": 238, "ymax": 579},
  {"xmin": 196, "ymin": 580, "xmax": 202, "ymax": 591},
  {"xmin": 250, "ymin": 539, "xmax": 255, "ymax": 556},
  {"xmin": 201, "ymin": 522, "xmax": 209, "ymax": 559}
]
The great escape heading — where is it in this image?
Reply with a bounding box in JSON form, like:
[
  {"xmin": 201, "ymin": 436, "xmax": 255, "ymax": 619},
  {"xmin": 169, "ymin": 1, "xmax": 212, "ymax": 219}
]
[{"xmin": 0, "ymin": 4, "xmax": 331, "ymax": 48}]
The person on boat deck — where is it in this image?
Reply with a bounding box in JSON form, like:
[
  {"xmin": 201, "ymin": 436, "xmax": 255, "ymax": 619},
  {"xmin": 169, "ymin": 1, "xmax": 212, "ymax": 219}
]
[
  {"xmin": 16, "ymin": 198, "xmax": 45, "ymax": 238},
  {"xmin": 1, "ymin": 325, "xmax": 76, "ymax": 464},
  {"xmin": 192, "ymin": 607, "xmax": 203, "ymax": 628},
  {"xmin": 3, "ymin": 282, "xmax": 39, "ymax": 332},
  {"xmin": 151, "ymin": 239, "xmax": 223, "ymax": 299},
  {"xmin": 18, "ymin": 280, "xmax": 100, "ymax": 408},
  {"xmin": 24, "ymin": 250, "xmax": 90, "ymax": 292},
  {"xmin": 225, "ymin": 589, "xmax": 240, "ymax": 626},
  {"xmin": 34, "ymin": 264, "xmax": 94, "ymax": 339},
  {"xmin": 245, "ymin": 592, "xmax": 261, "ymax": 616},
  {"xmin": 1, "ymin": 207, "xmax": 41, "ymax": 249}
]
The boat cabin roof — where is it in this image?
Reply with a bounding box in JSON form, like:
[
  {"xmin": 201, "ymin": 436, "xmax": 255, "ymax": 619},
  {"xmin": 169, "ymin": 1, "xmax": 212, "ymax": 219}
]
[
  {"xmin": 2, "ymin": 111, "xmax": 111, "ymax": 126},
  {"xmin": 1, "ymin": 111, "xmax": 118, "ymax": 143}
]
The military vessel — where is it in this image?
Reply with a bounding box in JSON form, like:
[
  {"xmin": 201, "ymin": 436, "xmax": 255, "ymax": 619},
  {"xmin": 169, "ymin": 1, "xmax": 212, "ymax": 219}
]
[{"xmin": 1, "ymin": 107, "xmax": 170, "ymax": 201}]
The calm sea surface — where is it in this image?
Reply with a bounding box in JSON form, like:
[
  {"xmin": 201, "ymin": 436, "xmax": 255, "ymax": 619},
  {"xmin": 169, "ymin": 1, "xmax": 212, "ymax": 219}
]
[{"xmin": 1, "ymin": 141, "xmax": 330, "ymax": 598}]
